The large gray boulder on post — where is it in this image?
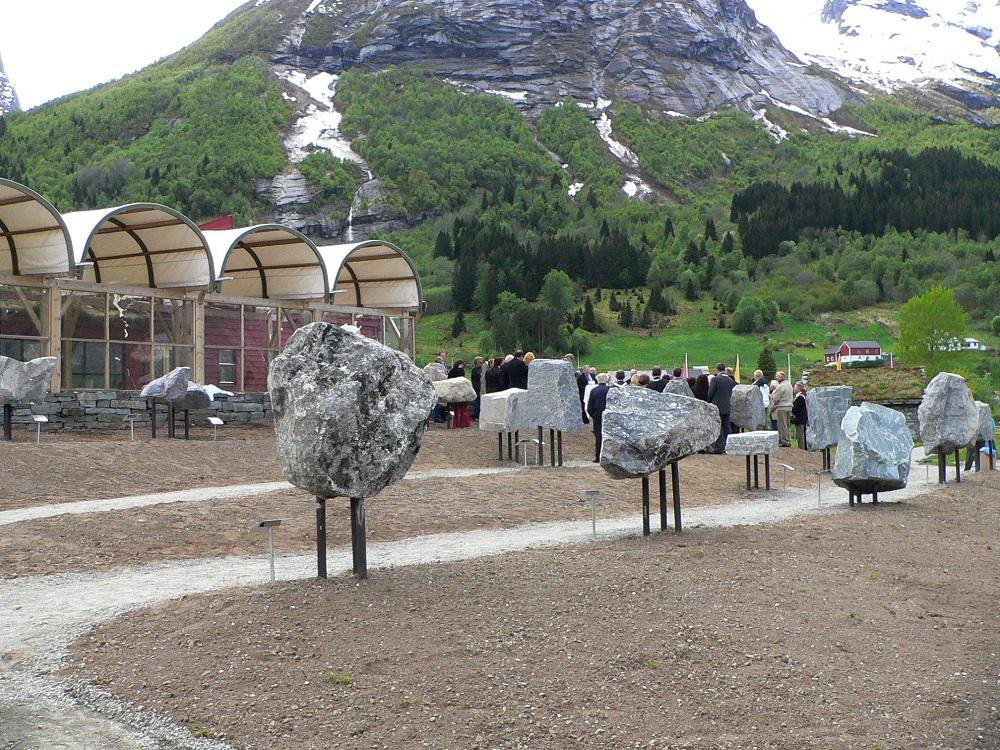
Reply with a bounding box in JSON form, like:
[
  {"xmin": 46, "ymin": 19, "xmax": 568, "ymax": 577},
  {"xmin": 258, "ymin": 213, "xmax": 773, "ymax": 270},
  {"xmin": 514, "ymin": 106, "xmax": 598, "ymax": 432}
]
[
  {"xmin": 0, "ymin": 356, "xmax": 56, "ymax": 404},
  {"xmin": 522, "ymin": 359, "xmax": 584, "ymax": 432},
  {"xmin": 268, "ymin": 323, "xmax": 436, "ymax": 499},
  {"xmin": 432, "ymin": 376, "xmax": 476, "ymax": 404},
  {"xmin": 139, "ymin": 366, "xmax": 190, "ymax": 401},
  {"xmin": 806, "ymin": 385, "xmax": 854, "ymax": 451},
  {"xmin": 725, "ymin": 430, "xmax": 779, "ymax": 456},
  {"xmin": 833, "ymin": 403, "xmax": 913, "ymax": 494},
  {"xmin": 173, "ymin": 382, "xmax": 213, "ymax": 411},
  {"xmin": 974, "ymin": 401, "xmax": 995, "ymax": 442},
  {"xmin": 730, "ymin": 384, "xmax": 766, "ymax": 430},
  {"xmin": 422, "ymin": 362, "xmax": 448, "ymax": 382},
  {"xmin": 918, "ymin": 372, "xmax": 979, "ymax": 454},
  {"xmin": 661, "ymin": 378, "xmax": 694, "ymax": 398},
  {"xmin": 478, "ymin": 388, "xmax": 526, "ymax": 433},
  {"xmin": 600, "ymin": 388, "xmax": 720, "ymax": 480}
]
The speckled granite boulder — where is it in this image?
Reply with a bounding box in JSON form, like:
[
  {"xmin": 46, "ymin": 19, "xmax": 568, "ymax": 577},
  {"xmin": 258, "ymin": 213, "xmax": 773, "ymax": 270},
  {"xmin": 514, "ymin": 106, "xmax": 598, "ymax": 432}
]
[
  {"xmin": 600, "ymin": 388, "xmax": 719, "ymax": 479},
  {"xmin": 0, "ymin": 356, "xmax": 56, "ymax": 404},
  {"xmin": 478, "ymin": 388, "xmax": 526, "ymax": 433},
  {"xmin": 974, "ymin": 401, "xmax": 995, "ymax": 442},
  {"xmin": 523, "ymin": 359, "xmax": 584, "ymax": 432},
  {"xmin": 833, "ymin": 403, "xmax": 913, "ymax": 494},
  {"xmin": 918, "ymin": 373, "xmax": 979, "ymax": 454},
  {"xmin": 422, "ymin": 362, "xmax": 448, "ymax": 382},
  {"xmin": 173, "ymin": 382, "xmax": 213, "ymax": 411},
  {"xmin": 730, "ymin": 384, "xmax": 766, "ymax": 430},
  {"xmin": 661, "ymin": 378, "xmax": 694, "ymax": 398},
  {"xmin": 268, "ymin": 323, "xmax": 436, "ymax": 499},
  {"xmin": 725, "ymin": 430, "xmax": 779, "ymax": 456},
  {"xmin": 139, "ymin": 366, "xmax": 190, "ymax": 401},
  {"xmin": 806, "ymin": 386, "xmax": 854, "ymax": 451},
  {"xmin": 433, "ymin": 376, "xmax": 476, "ymax": 404}
]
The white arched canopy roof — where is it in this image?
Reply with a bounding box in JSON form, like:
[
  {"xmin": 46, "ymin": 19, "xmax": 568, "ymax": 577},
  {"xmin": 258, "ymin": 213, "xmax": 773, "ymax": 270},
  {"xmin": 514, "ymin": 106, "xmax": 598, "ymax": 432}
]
[
  {"xmin": 205, "ymin": 225, "xmax": 328, "ymax": 301},
  {"xmin": 0, "ymin": 178, "xmax": 74, "ymax": 276},
  {"xmin": 316, "ymin": 240, "xmax": 422, "ymax": 310},
  {"xmin": 62, "ymin": 204, "xmax": 213, "ymax": 288}
]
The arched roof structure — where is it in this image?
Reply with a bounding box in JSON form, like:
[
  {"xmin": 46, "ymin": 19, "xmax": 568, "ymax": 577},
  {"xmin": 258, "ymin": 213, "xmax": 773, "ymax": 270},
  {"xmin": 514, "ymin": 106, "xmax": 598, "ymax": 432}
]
[
  {"xmin": 205, "ymin": 225, "xmax": 328, "ymax": 301},
  {"xmin": 0, "ymin": 178, "xmax": 74, "ymax": 276},
  {"xmin": 316, "ymin": 240, "xmax": 422, "ymax": 310},
  {"xmin": 62, "ymin": 204, "xmax": 213, "ymax": 288}
]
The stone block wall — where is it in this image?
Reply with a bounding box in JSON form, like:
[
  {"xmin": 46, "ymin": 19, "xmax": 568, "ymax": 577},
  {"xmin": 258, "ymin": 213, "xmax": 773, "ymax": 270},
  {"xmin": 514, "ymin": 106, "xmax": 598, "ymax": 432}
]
[{"xmin": 8, "ymin": 390, "xmax": 272, "ymax": 432}]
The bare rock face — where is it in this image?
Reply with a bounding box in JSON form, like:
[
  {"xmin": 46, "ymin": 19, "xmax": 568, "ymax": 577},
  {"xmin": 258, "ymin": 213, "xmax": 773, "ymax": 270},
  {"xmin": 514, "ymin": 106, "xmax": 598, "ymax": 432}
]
[
  {"xmin": 140, "ymin": 367, "xmax": 190, "ymax": 401},
  {"xmin": 833, "ymin": 403, "xmax": 913, "ymax": 494},
  {"xmin": 0, "ymin": 356, "xmax": 56, "ymax": 404},
  {"xmin": 478, "ymin": 388, "xmax": 526, "ymax": 433},
  {"xmin": 806, "ymin": 385, "xmax": 854, "ymax": 451},
  {"xmin": 918, "ymin": 373, "xmax": 979, "ymax": 454},
  {"xmin": 730, "ymin": 384, "xmax": 766, "ymax": 430},
  {"xmin": 725, "ymin": 430, "xmax": 779, "ymax": 456},
  {"xmin": 433, "ymin": 376, "xmax": 477, "ymax": 404},
  {"xmin": 662, "ymin": 378, "xmax": 695, "ymax": 398},
  {"xmin": 600, "ymin": 388, "xmax": 720, "ymax": 479},
  {"xmin": 423, "ymin": 363, "xmax": 449, "ymax": 382},
  {"xmin": 173, "ymin": 382, "xmax": 214, "ymax": 411},
  {"xmin": 268, "ymin": 323, "xmax": 436, "ymax": 498},
  {"xmin": 523, "ymin": 359, "xmax": 585, "ymax": 432}
]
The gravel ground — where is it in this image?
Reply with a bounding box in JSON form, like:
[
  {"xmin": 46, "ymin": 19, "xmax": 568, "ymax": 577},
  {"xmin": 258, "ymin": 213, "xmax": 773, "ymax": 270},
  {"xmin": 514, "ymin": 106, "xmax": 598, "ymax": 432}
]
[
  {"xmin": 68, "ymin": 476, "xmax": 1000, "ymax": 750},
  {"xmin": 0, "ymin": 449, "xmax": 822, "ymax": 579}
]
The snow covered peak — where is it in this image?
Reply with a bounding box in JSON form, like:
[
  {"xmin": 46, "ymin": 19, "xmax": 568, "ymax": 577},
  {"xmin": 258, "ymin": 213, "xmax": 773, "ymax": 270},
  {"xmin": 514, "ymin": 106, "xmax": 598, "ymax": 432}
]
[
  {"xmin": 746, "ymin": 0, "xmax": 1000, "ymax": 105},
  {"xmin": 0, "ymin": 52, "xmax": 19, "ymax": 116}
]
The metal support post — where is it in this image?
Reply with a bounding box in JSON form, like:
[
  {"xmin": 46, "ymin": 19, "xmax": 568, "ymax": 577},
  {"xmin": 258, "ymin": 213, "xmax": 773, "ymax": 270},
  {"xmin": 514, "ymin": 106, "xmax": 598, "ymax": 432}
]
[
  {"xmin": 350, "ymin": 497, "xmax": 367, "ymax": 580},
  {"xmin": 990, "ymin": 441, "xmax": 996, "ymax": 471},
  {"xmin": 537, "ymin": 426, "xmax": 544, "ymax": 466},
  {"xmin": 266, "ymin": 526, "xmax": 276, "ymax": 584},
  {"xmin": 658, "ymin": 469, "xmax": 667, "ymax": 531},
  {"xmin": 315, "ymin": 496, "xmax": 327, "ymax": 579},
  {"xmin": 954, "ymin": 448, "xmax": 961, "ymax": 483},
  {"xmin": 2, "ymin": 403, "xmax": 11, "ymax": 441},
  {"xmin": 168, "ymin": 404, "xmax": 176, "ymax": 439},
  {"xmin": 549, "ymin": 428, "xmax": 556, "ymax": 467},
  {"xmin": 764, "ymin": 454, "xmax": 772, "ymax": 491},
  {"xmin": 183, "ymin": 410, "xmax": 190, "ymax": 440},
  {"xmin": 753, "ymin": 454, "xmax": 760, "ymax": 489},
  {"xmin": 149, "ymin": 399, "xmax": 157, "ymax": 439},
  {"xmin": 745, "ymin": 455, "xmax": 752, "ymax": 491},
  {"xmin": 557, "ymin": 431, "xmax": 563, "ymax": 466},
  {"xmin": 671, "ymin": 462, "xmax": 682, "ymax": 532},
  {"xmin": 498, "ymin": 432, "xmax": 504, "ymax": 461},
  {"xmin": 641, "ymin": 475, "xmax": 650, "ymax": 536},
  {"xmin": 872, "ymin": 490, "xmax": 879, "ymax": 505}
]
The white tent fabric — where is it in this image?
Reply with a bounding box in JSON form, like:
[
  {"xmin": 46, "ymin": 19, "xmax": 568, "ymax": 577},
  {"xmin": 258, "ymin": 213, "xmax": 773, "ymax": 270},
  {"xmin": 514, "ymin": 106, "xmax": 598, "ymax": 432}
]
[
  {"xmin": 205, "ymin": 225, "xmax": 328, "ymax": 301},
  {"xmin": 0, "ymin": 178, "xmax": 73, "ymax": 275},
  {"xmin": 61, "ymin": 204, "xmax": 213, "ymax": 288},
  {"xmin": 316, "ymin": 240, "xmax": 422, "ymax": 310}
]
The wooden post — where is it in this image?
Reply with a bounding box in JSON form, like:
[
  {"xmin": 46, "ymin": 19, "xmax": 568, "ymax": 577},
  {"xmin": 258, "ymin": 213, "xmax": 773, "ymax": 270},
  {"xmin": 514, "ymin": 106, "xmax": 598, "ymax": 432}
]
[
  {"xmin": 658, "ymin": 469, "xmax": 667, "ymax": 531},
  {"xmin": 350, "ymin": 497, "xmax": 367, "ymax": 580},
  {"xmin": 47, "ymin": 280, "xmax": 62, "ymax": 391},
  {"xmin": 641, "ymin": 475, "xmax": 650, "ymax": 537},
  {"xmin": 671, "ymin": 462, "xmax": 682, "ymax": 532},
  {"xmin": 192, "ymin": 293, "xmax": 206, "ymax": 383},
  {"xmin": 316, "ymin": 497, "xmax": 327, "ymax": 579}
]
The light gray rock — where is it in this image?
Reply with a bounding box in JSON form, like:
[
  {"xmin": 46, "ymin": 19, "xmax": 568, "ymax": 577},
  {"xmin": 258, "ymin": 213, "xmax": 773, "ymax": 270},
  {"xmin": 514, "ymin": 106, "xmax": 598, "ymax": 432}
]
[
  {"xmin": 730, "ymin": 384, "xmax": 766, "ymax": 430},
  {"xmin": 139, "ymin": 367, "xmax": 190, "ymax": 401},
  {"xmin": 918, "ymin": 372, "xmax": 979, "ymax": 454},
  {"xmin": 661, "ymin": 378, "xmax": 694, "ymax": 398},
  {"xmin": 522, "ymin": 359, "xmax": 584, "ymax": 432},
  {"xmin": 423, "ymin": 362, "xmax": 449, "ymax": 382},
  {"xmin": 725, "ymin": 430, "xmax": 779, "ymax": 456},
  {"xmin": 478, "ymin": 388, "xmax": 526, "ymax": 433},
  {"xmin": 833, "ymin": 403, "xmax": 913, "ymax": 494},
  {"xmin": 433, "ymin": 376, "xmax": 477, "ymax": 404},
  {"xmin": 806, "ymin": 386, "xmax": 854, "ymax": 451},
  {"xmin": 268, "ymin": 322, "xmax": 436, "ymax": 499},
  {"xmin": 600, "ymin": 388, "xmax": 720, "ymax": 479},
  {"xmin": 974, "ymin": 401, "xmax": 995, "ymax": 442},
  {"xmin": 173, "ymin": 382, "xmax": 213, "ymax": 411},
  {"xmin": 0, "ymin": 356, "xmax": 56, "ymax": 404}
]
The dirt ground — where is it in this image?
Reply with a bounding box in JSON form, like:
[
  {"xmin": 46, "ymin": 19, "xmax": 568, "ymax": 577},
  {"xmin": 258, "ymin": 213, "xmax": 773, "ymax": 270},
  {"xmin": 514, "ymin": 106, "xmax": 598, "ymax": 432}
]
[
  {"xmin": 69, "ymin": 476, "xmax": 1000, "ymax": 750},
  {"xmin": 0, "ymin": 447, "xmax": 823, "ymax": 579}
]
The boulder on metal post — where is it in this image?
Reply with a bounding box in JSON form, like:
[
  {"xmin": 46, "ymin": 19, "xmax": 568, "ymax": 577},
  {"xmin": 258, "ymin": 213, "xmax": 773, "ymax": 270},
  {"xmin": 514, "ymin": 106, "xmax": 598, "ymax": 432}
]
[
  {"xmin": 432, "ymin": 376, "xmax": 477, "ymax": 404},
  {"xmin": 422, "ymin": 362, "xmax": 449, "ymax": 382},
  {"xmin": 523, "ymin": 359, "xmax": 584, "ymax": 433},
  {"xmin": 139, "ymin": 366, "xmax": 191, "ymax": 401},
  {"xmin": 269, "ymin": 323, "xmax": 437, "ymax": 579},
  {"xmin": 0, "ymin": 355, "xmax": 57, "ymax": 404},
  {"xmin": 832, "ymin": 402, "xmax": 913, "ymax": 500},
  {"xmin": 661, "ymin": 378, "xmax": 694, "ymax": 398},
  {"xmin": 730, "ymin": 384, "xmax": 766, "ymax": 431},
  {"xmin": 173, "ymin": 382, "xmax": 214, "ymax": 411},
  {"xmin": 918, "ymin": 372, "xmax": 979, "ymax": 454},
  {"xmin": 806, "ymin": 385, "xmax": 853, "ymax": 451},
  {"xmin": 478, "ymin": 388, "xmax": 527, "ymax": 433}
]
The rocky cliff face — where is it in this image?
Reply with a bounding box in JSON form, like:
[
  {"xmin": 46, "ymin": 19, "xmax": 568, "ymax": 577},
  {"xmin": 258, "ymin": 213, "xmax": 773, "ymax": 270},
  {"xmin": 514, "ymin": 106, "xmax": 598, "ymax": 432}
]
[{"xmin": 0, "ymin": 53, "xmax": 19, "ymax": 116}]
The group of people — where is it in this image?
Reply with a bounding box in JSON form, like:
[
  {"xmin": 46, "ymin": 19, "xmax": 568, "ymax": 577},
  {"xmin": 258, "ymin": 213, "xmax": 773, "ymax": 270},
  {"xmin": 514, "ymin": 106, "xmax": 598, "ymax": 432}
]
[{"xmin": 432, "ymin": 351, "xmax": 810, "ymax": 461}]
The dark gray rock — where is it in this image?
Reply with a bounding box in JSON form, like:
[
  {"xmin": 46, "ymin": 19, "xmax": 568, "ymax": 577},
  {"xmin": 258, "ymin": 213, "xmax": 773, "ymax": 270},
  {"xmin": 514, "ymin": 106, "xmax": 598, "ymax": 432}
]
[
  {"xmin": 173, "ymin": 383, "xmax": 213, "ymax": 411},
  {"xmin": 806, "ymin": 385, "xmax": 854, "ymax": 451},
  {"xmin": 433, "ymin": 376, "xmax": 476, "ymax": 404},
  {"xmin": 918, "ymin": 372, "xmax": 979, "ymax": 454},
  {"xmin": 139, "ymin": 367, "xmax": 190, "ymax": 401},
  {"xmin": 478, "ymin": 388, "xmax": 526, "ymax": 433},
  {"xmin": 730, "ymin": 384, "xmax": 766, "ymax": 430},
  {"xmin": 269, "ymin": 323, "xmax": 436, "ymax": 499},
  {"xmin": 833, "ymin": 403, "xmax": 913, "ymax": 494},
  {"xmin": 423, "ymin": 362, "xmax": 449, "ymax": 382},
  {"xmin": 523, "ymin": 359, "xmax": 584, "ymax": 432},
  {"xmin": 661, "ymin": 378, "xmax": 694, "ymax": 398},
  {"xmin": 600, "ymin": 388, "xmax": 720, "ymax": 479},
  {"xmin": 725, "ymin": 430, "xmax": 779, "ymax": 456},
  {"xmin": 0, "ymin": 356, "xmax": 56, "ymax": 404},
  {"xmin": 974, "ymin": 401, "xmax": 995, "ymax": 443}
]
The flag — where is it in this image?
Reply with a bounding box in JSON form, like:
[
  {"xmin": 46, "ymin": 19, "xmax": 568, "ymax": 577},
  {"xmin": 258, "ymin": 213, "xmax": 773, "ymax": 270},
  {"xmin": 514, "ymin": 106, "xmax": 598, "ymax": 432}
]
[
  {"xmin": 836, "ymin": 354, "xmax": 842, "ymax": 372},
  {"xmin": 682, "ymin": 353, "xmax": 688, "ymax": 379},
  {"xmin": 734, "ymin": 354, "xmax": 741, "ymax": 383}
]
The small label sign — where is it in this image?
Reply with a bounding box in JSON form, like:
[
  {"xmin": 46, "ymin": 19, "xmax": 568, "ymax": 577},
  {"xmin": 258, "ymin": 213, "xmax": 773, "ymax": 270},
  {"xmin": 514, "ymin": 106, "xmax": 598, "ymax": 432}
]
[
  {"xmin": 32, "ymin": 415, "xmax": 48, "ymax": 423},
  {"xmin": 207, "ymin": 417, "xmax": 224, "ymax": 426}
]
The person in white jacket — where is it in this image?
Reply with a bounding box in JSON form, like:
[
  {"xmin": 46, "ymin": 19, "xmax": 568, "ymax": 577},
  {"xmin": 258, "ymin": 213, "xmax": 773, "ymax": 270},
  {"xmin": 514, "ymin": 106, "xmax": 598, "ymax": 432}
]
[{"xmin": 770, "ymin": 371, "xmax": 794, "ymax": 447}]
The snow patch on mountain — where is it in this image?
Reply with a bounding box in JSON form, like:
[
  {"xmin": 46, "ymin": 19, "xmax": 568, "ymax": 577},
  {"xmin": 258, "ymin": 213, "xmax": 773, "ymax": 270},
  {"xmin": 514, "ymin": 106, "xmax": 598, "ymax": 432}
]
[
  {"xmin": 0, "ymin": 53, "xmax": 19, "ymax": 116},
  {"xmin": 595, "ymin": 113, "xmax": 639, "ymax": 169},
  {"xmin": 275, "ymin": 68, "xmax": 365, "ymax": 165}
]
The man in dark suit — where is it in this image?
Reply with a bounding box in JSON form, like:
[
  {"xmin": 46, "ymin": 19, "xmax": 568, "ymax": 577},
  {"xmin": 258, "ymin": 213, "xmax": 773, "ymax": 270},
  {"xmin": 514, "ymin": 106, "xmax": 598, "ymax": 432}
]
[
  {"xmin": 586, "ymin": 373, "xmax": 611, "ymax": 463},
  {"xmin": 484, "ymin": 356, "xmax": 508, "ymax": 393},
  {"xmin": 504, "ymin": 350, "xmax": 529, "ymax": 390},
  {"xmin": 648, "ymin": 366, "xmax": 668, "ymax": 393},
  {"xmin": 576, "ymin": 365, "xmax": 594, "ymax": 424},
  {"xmin": 707, "ymin": 362, "xmax": 735, "ymax": 453}
]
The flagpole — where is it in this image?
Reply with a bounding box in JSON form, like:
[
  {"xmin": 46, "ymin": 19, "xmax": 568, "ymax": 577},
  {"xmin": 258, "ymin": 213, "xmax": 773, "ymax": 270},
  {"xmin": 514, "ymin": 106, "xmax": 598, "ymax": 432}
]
[{"xmin": 787, "ymin": 353, "xmax": 792, "ymax": 382}]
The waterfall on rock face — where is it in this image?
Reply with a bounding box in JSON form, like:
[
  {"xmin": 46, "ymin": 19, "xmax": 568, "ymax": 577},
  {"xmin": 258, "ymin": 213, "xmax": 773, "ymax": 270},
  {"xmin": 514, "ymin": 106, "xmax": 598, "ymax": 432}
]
[{"xmin": 346, "ymin": 201, "xmax": 355, "ymax": 243}]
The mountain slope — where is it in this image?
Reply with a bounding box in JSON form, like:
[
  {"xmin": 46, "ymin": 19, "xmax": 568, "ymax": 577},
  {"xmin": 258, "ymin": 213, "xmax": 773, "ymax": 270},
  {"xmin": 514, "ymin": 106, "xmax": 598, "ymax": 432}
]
[{"xmin": 0, "ymin": 52, "xmax": 19, "ymax": 116}]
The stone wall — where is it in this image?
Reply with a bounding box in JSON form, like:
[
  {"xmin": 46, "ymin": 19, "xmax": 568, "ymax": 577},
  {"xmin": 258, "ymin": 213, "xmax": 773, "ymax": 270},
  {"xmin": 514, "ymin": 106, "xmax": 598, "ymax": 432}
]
[{"xmin": 8, "ymin": 390, "xmax": 272, "ymax": 432}]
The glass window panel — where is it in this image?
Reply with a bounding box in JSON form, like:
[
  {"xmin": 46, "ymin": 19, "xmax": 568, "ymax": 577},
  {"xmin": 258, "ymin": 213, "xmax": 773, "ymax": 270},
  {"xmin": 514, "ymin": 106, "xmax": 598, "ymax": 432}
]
[
  {"xmin": 154, "ymin": 298, "xmax": 193, "ymax": 346},
  {"xmin": 0, "ymin": 338, "xmax": 43, "ymax": 360},
  {"xmin": 108, "ymin": 295, "xmax": 151, "ymax": 342},
  {"xmin": 109, "ymin": 343, "xmax": 152, "ymax": 390},
  {"xmin": 243, "ymin": 348, "xmax": 274, "ymax": 393},
  {"xmin": 384, "ymin": 316, "xmax": 403, "ymax": 351},
  {"xmin": 280, "ymin": 308, "xmax": 311, "ymax": 345},
  {"xmin": 0, "ymin": 284, "xmax": 48, "ymax": 338},
  {"xmin": 355, "ymin": 314, "xmax": 383, "ymax": 343},
  {"xmin": 63, "ymin": 340, "xmax": 105, "ymax": 390},
  {"xmin": 204, "ymin": 348, "xmax": 241, "ymax": 390},
  {"xmin": 61, "ymin": 291, "xmax": 106, "ymax": 341},
  {"xmin": 244, "ymin": 306, "xmax": 279, "ymax": 350},
  {"xmin": 153, "ymin": 345, "xmax": 192, "ymax": 379},
  {"xmin": 205, "ymin": 302, "xmax": 242, "ymax": 349}
]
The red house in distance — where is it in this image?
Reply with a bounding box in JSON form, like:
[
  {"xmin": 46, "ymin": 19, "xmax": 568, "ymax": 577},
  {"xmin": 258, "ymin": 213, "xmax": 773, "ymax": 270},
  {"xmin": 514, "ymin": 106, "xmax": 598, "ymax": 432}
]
[{"xmin": 824, "ymin": 340, "xmax": 882, "ymax": 366}]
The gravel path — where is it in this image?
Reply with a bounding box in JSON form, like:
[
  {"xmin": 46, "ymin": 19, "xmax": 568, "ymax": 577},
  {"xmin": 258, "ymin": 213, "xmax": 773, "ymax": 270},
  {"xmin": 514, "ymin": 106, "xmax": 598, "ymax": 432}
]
[{"xmin": 0, "ymin": 451, "xmax": 962, "ymax": 749}]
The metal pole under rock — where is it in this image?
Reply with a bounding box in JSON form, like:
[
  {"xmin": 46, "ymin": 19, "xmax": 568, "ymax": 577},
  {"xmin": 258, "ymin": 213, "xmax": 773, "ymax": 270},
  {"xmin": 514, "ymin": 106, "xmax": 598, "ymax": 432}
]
[
  {"xmin": 168, "ymin": 404, "xmax": 175, "ymax": 439},
  {"xmin": 954, "ymin": 449, "xmax": 961, "ymax": 483},
  {"xmin": 753, "ymin": 454, "xmax": 760, "ymax": 489},
  {"xmin": 184, "ymin": 410, "xmax": 190, "ymax": 440},
  {"xmin": 537, "ymin": 426, "xmax": 544, "ymax": 466},
  {"xmin": 498, "ymin": 432, "xmax": 504, "ymax": 461},
  {"xmin": 315, "ymin": 497, "xmax": 327, "ymax": 579},
  {"xmin": 658, "ymin": 469, "xmax": 667, "ymax": 531},
  {"xmin": 975, "ymin": 443, "xmax": 982, "ymax": 472},
  {"xmin": 641, "ymin": 475, "xmax": 650, "ymax": 537},
  {"xmin": 549, "ymin": 429, "xmax": 556, "ymax": 467},
  {"xmin": 671, "ymin": 462, "xmax": 682, "ymax": 532},
  {"xmin": 938, "ymin": 452, "xmax": 946, "ymax": 484},
  {"xmin": 557, "ymin": 431, "xmax": 563, "ymax": 466},
  {"xmin": 149, "ymin": 399, "xmax": 156, "ymax": 439},
  {"xmin": 745, "ymin": 455, "xmax": 752, "ymax": 491},
  {"xmin": 351, "ymin": 497, "xmax": 367, "ymax": 580},
  {"xmin": 764, "ymin": 454, "xmax": 772, "ymax": 491},
  {"xmin": 2, "ymin": 403, "xmax": 11, "ymax": 441},
  {"xmin": 872, "ymin": 490, "xmax": 879, "ymax": 505},
  {"xmin": 991, "ymin": 441, "xmax": 996, "ymax": 471}
]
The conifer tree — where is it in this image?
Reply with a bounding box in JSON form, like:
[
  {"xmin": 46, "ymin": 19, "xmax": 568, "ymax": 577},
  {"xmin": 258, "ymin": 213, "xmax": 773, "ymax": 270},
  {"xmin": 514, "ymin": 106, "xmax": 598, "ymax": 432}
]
[
  {"xmin": 757, "ymin": 346, "xmax": 777, "ymax": 381},
  {"xmin": 451, "ymin": 311, "xmax": 467, "ymax": 338},
  {"xmin": 582, "ymin": 297, "xmax": 598, "ymax": 332}
]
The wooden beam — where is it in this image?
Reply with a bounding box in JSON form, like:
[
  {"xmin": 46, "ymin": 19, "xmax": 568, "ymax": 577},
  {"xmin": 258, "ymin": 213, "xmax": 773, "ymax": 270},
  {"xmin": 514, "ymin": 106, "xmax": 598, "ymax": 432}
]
[
  {"xmin": 238, "ymin": 237, "xmax": 310, "ymax": 250},
  {"xmin": 94, "ymin": 218, "xmax": 186, "ymax": 235},
  {"xmin": 225, "ymin": 262, "xmax": 322, "ymax": 273},
  {"xmin": 343, "ymin": 253, "xmax": 403, "ymax": 263},
  {"xmin": 0, "ymin": 194, "xmax": 35, "ymax": 208},
  {"xmin": 0, "ymin": 225, "xmax": 63, "ymax": 239},
  {"xmin": 347, "ymin": 276, "xmax": 416, "ymax": 283},
  {"xmin": 89, "ymin": 245, "xmax": 208, "ymax": 263}
]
